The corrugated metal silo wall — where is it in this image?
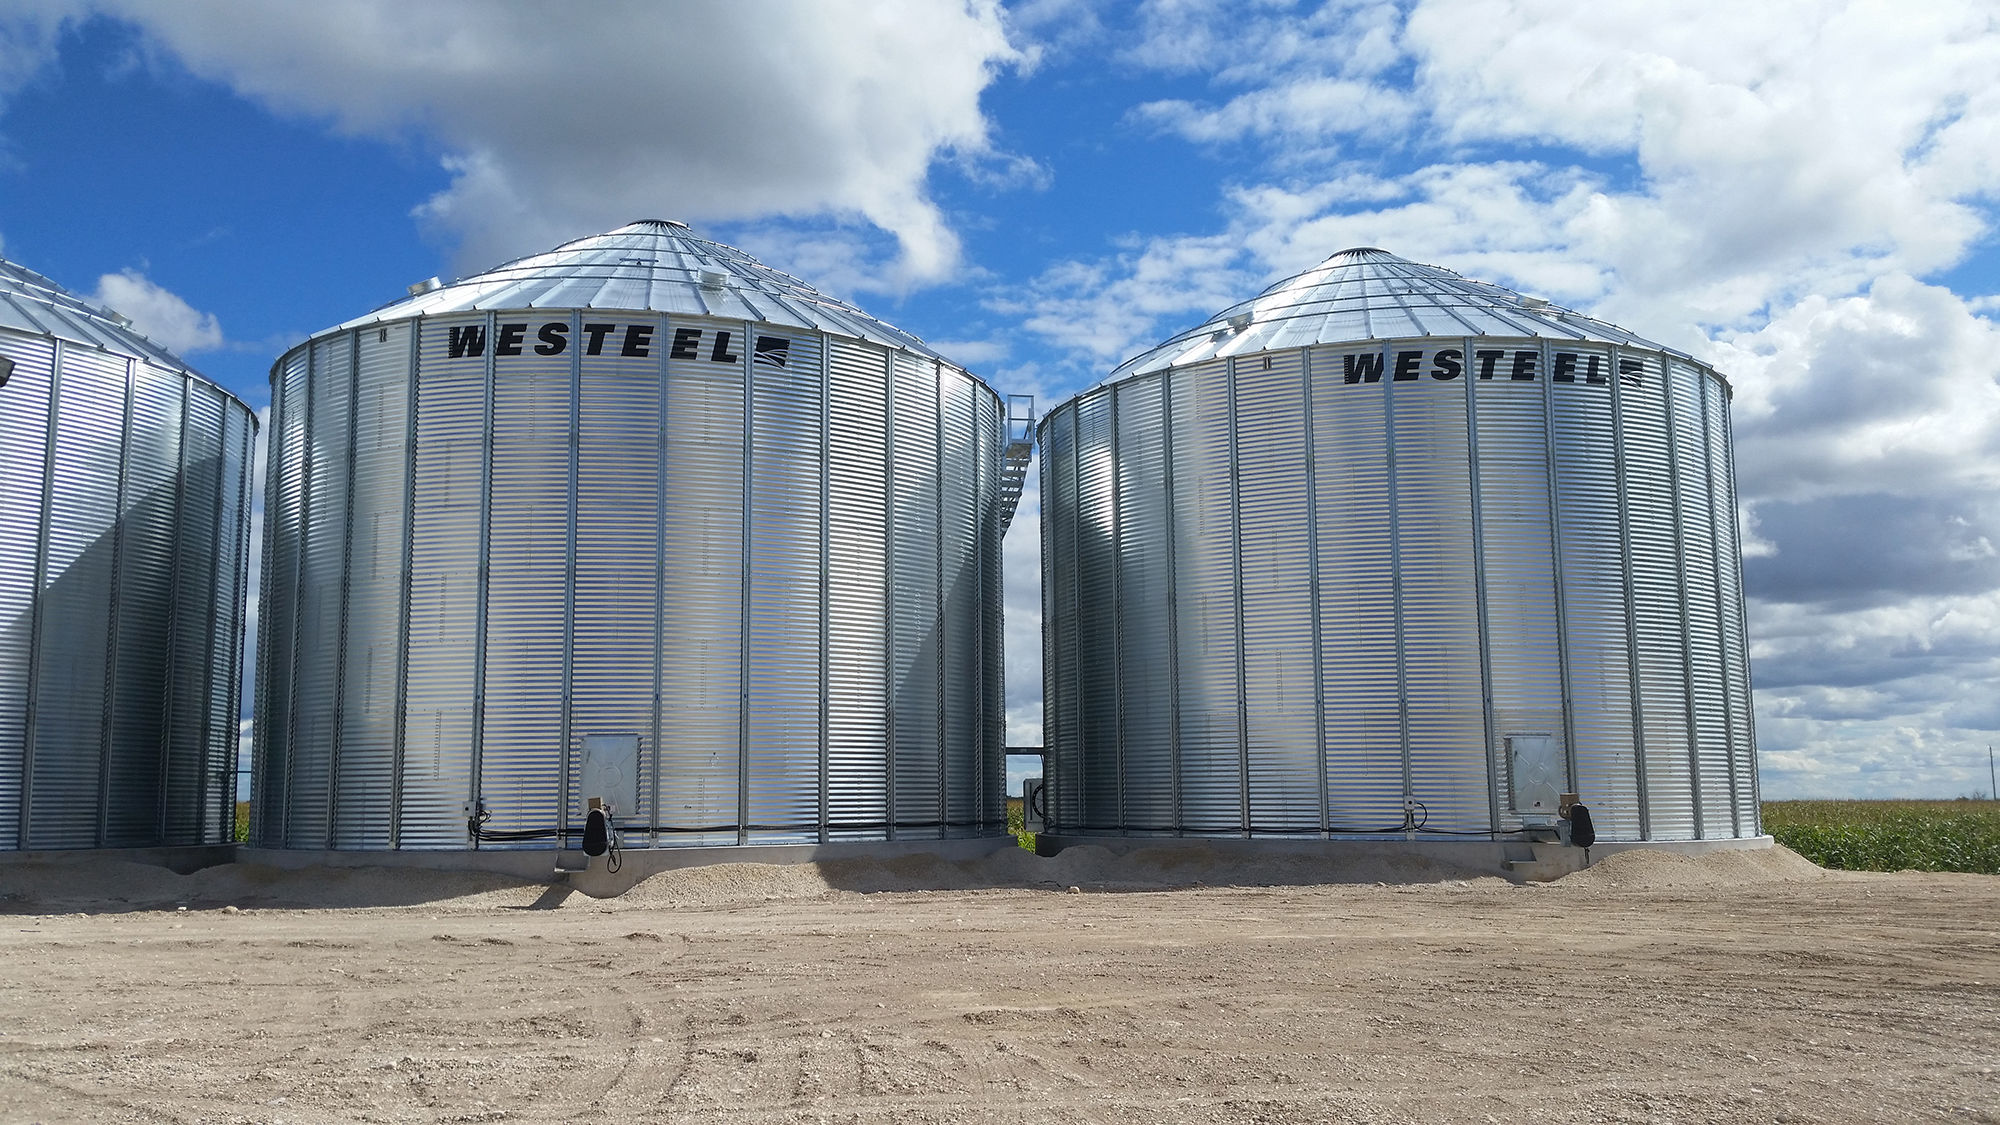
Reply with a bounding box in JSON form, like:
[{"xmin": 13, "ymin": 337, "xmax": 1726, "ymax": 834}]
[
  {"xmin": 0, "ymin": 330, "xmax": 255, "ymax": 849},
  {"xmin": 253, "ymin": 311, "xmax": 1006, "ymax": 848},
  {"xmin": 1041, "ymin": 337, "xmax": 1759, "ymax": 842}
]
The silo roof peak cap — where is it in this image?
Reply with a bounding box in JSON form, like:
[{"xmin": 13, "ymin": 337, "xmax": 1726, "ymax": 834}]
[{"xmin": 1327, "ymin": 246, "xmax": 1394, "ymax": 260}]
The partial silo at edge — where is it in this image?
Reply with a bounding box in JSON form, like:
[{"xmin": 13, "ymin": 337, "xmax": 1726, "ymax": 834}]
[{"xmin": 0, "ymin": 258, "xmax": 258, "ymax": 851}]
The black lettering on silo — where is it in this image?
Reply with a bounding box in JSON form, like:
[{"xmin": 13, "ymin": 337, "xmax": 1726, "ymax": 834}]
[
  {"xmin": 670, "ymin": 328, "xmax": 702, "ymax": 360},
  {"xmin": 1619, "ymin": 358, "xmax": 1644, "ymax": 387},
  {"xmin": 447, "ymin": 324, "xmax": 486, "ymax": 358},
  {"xmin": 1393, "ymin": 350, "xmax": 1424, "ymax": 380},
  {"xmin": 1343, "ymin": 352, "xmax": 1384, "ymax": 384},
  {"xmin": 622, "ymin": 324, "xmax": 654, "ymax": 357},
  {"xmin": 535, "ymin": 322, "xmax": 569, "ymax": 356},
  {"xmin": 710, "ymin": 331, "xmax": 739, "ymax": 364},
  {"xmin": 1474, "ymin": 349, "xmax": 1505, "ymax": 379},
  {"xmin": 1551, "ymin": 352, "xmax": 1579, "ymax": 383},
  {"xmin": 754, "ymin": 336, "xmax": 791, "ymax": 368},
  {"xmin": 1584, "ymin": 355, "xmax": 1605, "ymax": 384},
  {"xmin": 582, "ymin": 323, "xmax": 616, "ymax": 355},
  {"xmin": 1511, "ymin": 350, "xmax": 1538, "ymax": 380},
  {"xmin": 1430, "ymin": 349, "xmax": 1462, "ymax": 380},
  {"xmin": 494, "ymin": 322, "xmax": 528, "ymax": 356}
]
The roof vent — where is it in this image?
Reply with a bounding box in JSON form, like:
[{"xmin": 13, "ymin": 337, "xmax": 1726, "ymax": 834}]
[
  {"xmin": 407, "ymin": 277, "xmax": 443, "ymax": 297},
  {"xmin": 104, "ymin": 309, "xmax": 133, "ymax": 329},
  {"xmin": 1227, "ymin": 312, "xmax": 1253, "ymax": 332},
  {"xmin": 1519, "ymin": 295, "xmax": 1550, "ymax": 310},
  {"xmin": 699, "ymin": 270, "xmax": 726, "ymax": 290}
]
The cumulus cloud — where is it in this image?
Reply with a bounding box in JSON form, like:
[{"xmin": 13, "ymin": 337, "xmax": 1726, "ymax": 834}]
[
  {"xmin": 72, "ymin": 0, "xmax": 1024, "ymax": 283},
  {"xmin": 89, "ymin": 268, "xmax": 224, "ymax": 354}
]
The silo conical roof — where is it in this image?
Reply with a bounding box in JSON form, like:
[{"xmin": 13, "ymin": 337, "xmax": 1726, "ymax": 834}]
[
  {"xmin": 1108, "ymin": 247, "xmax": 1693, "ymax": 382},
  {"xmin": 0, "ymin": 257, "xmax": 203, "ymax": 377},
  {"xmin": 328, "ymin": 219, "xmax": 951, "ymax": 361}
]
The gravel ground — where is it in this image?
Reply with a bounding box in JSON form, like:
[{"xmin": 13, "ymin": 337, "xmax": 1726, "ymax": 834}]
[{"xmin": 1, "ymin": 845, "xmax": 1995, "ymax": 1124}]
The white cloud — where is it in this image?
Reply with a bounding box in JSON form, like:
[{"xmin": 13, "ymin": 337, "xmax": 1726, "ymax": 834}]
[
  {"xmin": 83, "ymin": 0, "xmax": 1024, "ymax": 282},
  {"xmin": 88, "ymin": 268, "xmax": 224, "ymax": 354}
]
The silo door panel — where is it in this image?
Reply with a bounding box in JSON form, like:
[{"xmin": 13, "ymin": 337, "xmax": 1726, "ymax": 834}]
[
  {"xmin": 580, "ymin": 735, "xmax": 640, "ymax": 817},
  {"xmin": 1506, "ymin": 735, "xmax": 1564, "ymax": 824}
]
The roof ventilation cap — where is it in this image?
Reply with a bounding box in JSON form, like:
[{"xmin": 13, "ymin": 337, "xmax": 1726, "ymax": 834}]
[
  {"xmin": 1519, "ymin": 295, "xmax": 1550, "ymax": 310},
  {"xmin": 1227, "ymin": 312, "xmax": 1253, "ymax": 331},
  {"xmin": 699, "ymin": 270, "xmax": 726, "ymax": 290},
  {"xmin": 407, "ymin": 277, "xmax": 443, "ymax": 297}
]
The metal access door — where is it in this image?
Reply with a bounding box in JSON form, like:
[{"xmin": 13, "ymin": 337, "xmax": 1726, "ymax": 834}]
[
  {"xmin": 1506, "ymin": 734, "xmax": 1565, "ymax": 826},
  {"xmin": 579, "ymin": 734, "xmax": 641, "ymax": 817}
]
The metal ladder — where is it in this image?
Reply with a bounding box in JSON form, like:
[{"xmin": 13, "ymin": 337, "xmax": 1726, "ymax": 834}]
[{"xmin": 998, "ymin": 394, "xmax": 1035, "ymax": 533}]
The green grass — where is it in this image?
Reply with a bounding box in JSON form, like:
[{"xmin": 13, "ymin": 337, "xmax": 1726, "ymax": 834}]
[
  {"xmin": 1006, "ymin": 796, "xmax": 1034, "ymax": 851},
  {"xmin": 1763, "ymin": 799, "xmax": 2000, "ymax": 874}
]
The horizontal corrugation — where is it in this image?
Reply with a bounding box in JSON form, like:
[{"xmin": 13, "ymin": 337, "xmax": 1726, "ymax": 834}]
[
  {"xmin": 255, "ymin": 352, "xmax": 308, "ymax": 845},
  {"xmin": 334, "ymin": 325, "xmax": 410, "ymax": 847},
  {"xmin": 1551, "ymin": 347, "xmax": 1641, "ymax": 838},
  {"xmin": 826, "ymin": 340, "xmax": 889, "ymax": 836},
  {"xmin": 479, "ymin": 348, "xmax": 570, "ymax": 840},
  {"xmin": 1169, "ymin": 360, "xmax": 1242, "ymax": 832},
  {"xmin": 1311, "ymin": 345, "xmax": 1403, "ymax": 832},
  {"xmin": 1713, "ymin": 388, "xmax": 1760, "ymax": 835},
  {"xmin": 165, "ymin": 382, "xmax": 222, "ymax": 844},
  {"xmin": 574, "ymin": 323, "xmax": 663, "ymax": 838},
  {"xmin": 1114, "ymin": 378, "xmax": 1174, "ymax": 832},
  {"xmin": 1043, "ymin": 404, "xmax": 1082, "ymax": 830},
  {"xmin": 1476, "ymin": 362, "xmax": 1563, "ymax": 832},
  {"xmin": 940, "ymin": 371, "xmax": 981, "ymax": 835},
  {"xmin": 287, "ymin": 333, "xmax": 352, "ymax": 847},
  {"xmin": 29, "ymin": 348, "xmax": 125, "ymax": 847},
  {"xmin": 1392, "ymin": 355, "xmax": 1485, "ymax": 834},
  {"xmin": 401, "ymin": 316, "xmax": 487, "ymax": 848},
  {"xmin": 978, "ymin": 389, "xmax": 1006, "ymax": 833},
  {"xmin": 890, "ymin": 352, "xmax": 942, "ymax": 834},
  {"xmin": 1074, "ymin": 390, "xmax": 1118, "ymax": 830},
  {"xmin": 659, "ymin": 320, "xmax": 743, "ymax": 841},
  {"xmin": 1673, "ymin": 364, "xmax": 1733, "ymax": 839},
  {"xmin": 103, "ymin": 364, "xmax": 184, "ymax": 846},
  {"xmin": 1236, "ymin": 351, "xmax": 1320, "ymax": 834},
  {"xmin": 1620, "ymin": 353, "xmax": 1695, "ymax": 840},
  {"xmin": 0, "ymin": 334, "xmax": 55, "ymax": 847},
  {"xmin": 746, "ymin": 327, "xmax": 823, "ymax": 841}
]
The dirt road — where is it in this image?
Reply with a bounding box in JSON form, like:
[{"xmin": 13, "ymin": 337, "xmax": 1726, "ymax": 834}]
[{"xmin": 1, "ymin": 846, "xmax": 1995, "ymax": 1123}]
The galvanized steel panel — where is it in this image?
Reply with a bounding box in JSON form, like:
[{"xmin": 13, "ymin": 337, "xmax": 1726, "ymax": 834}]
[
  {"xmin": 1043, "ymin": 403, "xmax": 1082, "ymax": 830},
  {"xmin": 1235, "ymin": 350, "xmax": 1320, "ymax": 834},
  {"xmin": 0, "ymin": 334, "xmax": 55, "ymax": 847},
  {"xmin": 1672, "ymin": 364, "xmax": 1733, "ymax": 838},
  {"xmin": 165, "ymin": 381, "xmax": 223, "ymax": 843},
  {"xmin": 1113, "ymin": 378, "xmax": 1174, "ymax": 832},
  {"xmin": 1549, "ymin": 346, "xmax": 1642, "ymax": 838},
  {"xmin": 1074, "ymin": 390, "xmax": 1119, "ymax": 830},
  {"xmin": 890, "ymin": 352, "xmax": 942, "ymax": 835},
  {"xmin": 287, "ymin": 333, "xmax": 350, "ymax": 846},
  {"xmin": 1474, "ymin": 350, "xmax": 1565, "ymax": 832},
  {"xmin": 746, "ymin": 325, "xmax": 823, "ymax": 841},
  {"xmin": 1168, "ymin": 360, "xmax": 1242, "ymax": 832},
  {"xmin": 334, "ymin": 324, "xmax": 411, "ymax": 847},
  {"xmin": 826, "ymin": 340, "xmax": 890, "ymax": 837},
  {"xmin": 1389, "ymin": 344, "xmax": 1485, "ymax": 833},
  {"xmin": 401, "ymin": 316, "xmax": 487, "ymax": 847},
  {"xmin": 575, "ymin": 316, "xmax": 668, "ymax": 839},
  {"xmin": 31, "ymin": 348, "xmax": 126, "ymax": 847},
  {"xmin": 1713, "ymin": 387, "xmax": 1759, "ymax": 834},
  {"xmin": 1311, "ymin": 345, "xmax": 1404, "ymax": 832},
  {"xmin": 659, "ymin": 318, "xmax": 744, "ymax": 841},
  {"xmin": 103, "ymin": 362, "xmax": 184, "ymax": 846},
  {"xmin": 940, "ymin": 370, "xmax": 981, "ymax": 835},
  {"xmin": 479, "ymin": 328, "xmax": 571, "ymax": 840}
]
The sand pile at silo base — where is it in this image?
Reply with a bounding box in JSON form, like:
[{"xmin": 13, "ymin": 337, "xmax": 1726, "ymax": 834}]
[
  {"xmin": 1, "ymin": 840, "xmax": 1836, "ymax": 913},
  {"xmin": 1550, "ymin": 843, "xmax": 1828, "ymax": 890}
]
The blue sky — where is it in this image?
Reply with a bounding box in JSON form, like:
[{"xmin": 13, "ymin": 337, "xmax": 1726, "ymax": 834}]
[{"xmin": 5, "ymin": 1, "xmax": 2000, "ymax": 799}]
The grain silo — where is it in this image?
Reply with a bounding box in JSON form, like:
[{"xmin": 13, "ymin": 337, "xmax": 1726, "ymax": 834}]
[
  {"xmin": 253, "ymin": 220, "xmax": 1014, "ymax": 856},
  {"xmin": 0, "ymin": 258, "xmax": 257, "ymax": 852},
  {"xmin": 1038, "ymin": 248, "xmax": 1760, "ymax": 847}
]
